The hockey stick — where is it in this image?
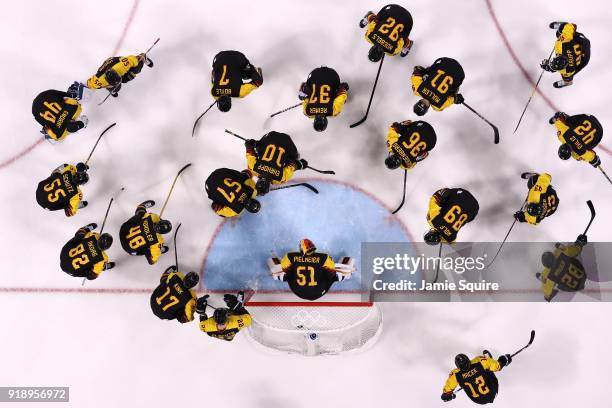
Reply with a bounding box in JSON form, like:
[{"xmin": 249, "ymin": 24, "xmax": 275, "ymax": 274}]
[
  {"xmin": 513, "ymin": 47, "xmax": 555, "ymax": 134},
  {"xmin": 270, "ymin": 183, "xmax": 319, "ymax": 194},
  {"xmin": 270, "ymin": 102, "xmax": 302, "ymax": 118},
  {"xmin": 159, "ymin": 163, "xmax": 192, "ymax": 217},
  {"xmin": 98, "ymin": 39, "xmax": 160, "ymax": 107},
  {"xmin": 306, "ymin": 165, "xmax": 335, "ymax": 175},
  {"xmin": 462, "ymin": 102, "xmax": 499, "ymax": 144},
  {"xmin": 598, "ymin": 166, "xmax": 612, "ymax": 186},
  {"xmin": 173, "ymin": 223, "xmax": 182, "ymax": 270},
  {"xmin": 82, "ymin": 188, "xmax": 124, "ymax": 286},
  {"xmin": 510, "ymin": 330, "xmax": 536, "ymax": 358},
  {"xmin": 225, "ymin": 129, "xmax": 247, "ymax": 141},
  {"xmin": 350, "ymin": 54, "xmax": 385, "ymax": 128},
  {"xmin": 192, "ymin": 101, "xmax": 217, "ymax": 137},
  {"xmin": 485, "ymin": 199, "xmax": 527, "ymax": 269},
  {"xmin": 583, "ymin": 200, "xmax": 596, "ymax": 235},
  {"xmin": 432, "ymin": 243, "xmax": 443, "ymax": 283},
  {"xmin": 84, "ymin": 123, "xmax": 117, "ymax": 165},
  {"xmin": 391, "ymin": 170, "xmax": 408, "ymax": 214}
]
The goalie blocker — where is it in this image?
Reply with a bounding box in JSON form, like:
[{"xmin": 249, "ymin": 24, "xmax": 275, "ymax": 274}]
[{"xmin": 268, "ymin": 239, "xmax": 356, "ymax": 301}]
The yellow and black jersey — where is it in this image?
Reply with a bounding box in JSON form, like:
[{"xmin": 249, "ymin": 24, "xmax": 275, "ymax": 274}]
[
  {"xmin": 428, "ymin": 188, "xmax": 479, "ymax": 243},
  {"xmin": 200, "ymin": 309, "xmax": 252, "ymax": 341},
  {"xmin": 205, "ymin": 168, "xmax": 257, "ymax": 218},
  {"xmin": 35, "ymin": 165, "xmax": 82, "ymax": 216},
  {"xmin": 554, "ymin": 23, "xmax": 591, "ymax": 81},
  {"xmin": 554, "ymin": 114, "xmax": 602, "ymax": 163},
  {"xmin": 246, "ymin": 131, "xmax": 299, "ymax": 183},
  {"xmin": 387, "ymin": 120, "xmax": 437, "ymax": 169},
  {"xmin": 119, "ymin": 212, "xmax": 164, "ymax": 264},
  {"xmin": 541, "ymin": 244, "xmax": 586, "ymax": 299},
  {"xmin": 32, "ymin": 90, "xmax": 82, "ymax": 141},
  {"xmin": 366, "ymin": 4, "xmax": 413, "ymax": 55},
  {"xmin": 60, "ymin": 230, "xmax": 108, "ymax": 279},
  {"xmin": 150, "ymin": 271, "xmax": 197, "ymax": 323},
  {"xmin": 524, "ymin": 173, "xmax": 559, "ymax": 225},
  {"xmin": 443, "ymin": 356, "xmax": 501, "ymax": 405},
  {"xmin": 412, "ymin": 58, "xmax": 464, "ymax": 111},
  {"xmin": 211, "ymin": 50, "xmax": 260, "ymax": 99},
  {"xmin": 281, "ymin": 251, "xmax": 337, "ymax": 301},
  {"xmin": 86, "ymin": 55, "xmax": 143, "ymax": 89},
  {"xmin": 302, "ymin": 67, "xmax": 347, "ymax": 118}
]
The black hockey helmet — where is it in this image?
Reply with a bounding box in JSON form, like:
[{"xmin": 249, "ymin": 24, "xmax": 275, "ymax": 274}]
[
  {"xmin": 245, "ymin": 198, "xmax": 261, "ymax": 214},
  {"xmin": 97, "ymin": 233, "xmax": 113, "ymax": 251},
  {"xmin": 424, "ymin": 229, "xmax": 441, "ymax": 246},
  {"xmin": 213, "ymin": 308, "xmax": 229, "ymax": 325},
  {"xmin": 385, "ymin": 154, "xmax": 402, "ymax": 170},
  {"xmin": 313, "ymin": 115, "xmax": 328, "ymax": 132},
  {"xmin": 526, "ymin": 203, "xmax": 542, "ymax": 217},
  {"xmin": 155, "ymin": 219, "xmax": 172, "ymax": 234},
  {"xmin": 455, "ymin": 354, "xmax": 471, "ymax": 371},
  {"xmin": 368, "ymin": 45, "xmax": 384, "ymax": 63},
  {"xmin": 105, "ymin": 68, "xmax": 121, "ymax": 86},
  {"xmin": 541, "ymin": 251, "xmax": 555, "ymax": 269},
  {"xmin": 558, "ymin": 144, "xmax": 572, "ymax": 160},
  {"xmin": 255, "ymin": 178, "xmax": 271, "ymax": 195},
  {"xmin": 413, "ymin": 99, "xmax": 429, "ymax": 116},
  {"xmin": 184, "ymin": 272, "xmax": 199, "ymax": 289},
  {"xmin": 73, "ymin": 171, "xmax": 89, "ymax": 185},
  {"xmin": 217, "ymin": 96, "xmax": 232, "ymax": 112}
]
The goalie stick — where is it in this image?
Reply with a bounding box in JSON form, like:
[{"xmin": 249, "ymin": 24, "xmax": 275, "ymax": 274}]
[
  {"xmin": 159, "ymin": 163, "xmax": 192, "ymax": 217},
  {"xmin": 350, "ymin": 55, "xmax": 385, "ymax": 128}
]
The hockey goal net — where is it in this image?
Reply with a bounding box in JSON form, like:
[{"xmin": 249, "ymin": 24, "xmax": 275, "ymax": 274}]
[{"xmin": 246, "ymin": 300, "xmax": 383, "ymax": 356}]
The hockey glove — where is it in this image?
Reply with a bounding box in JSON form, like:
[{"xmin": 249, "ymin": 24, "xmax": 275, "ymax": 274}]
[
  {"xmin": 413, "ymin": 65, "xmax": 426, "ymax": 76},
  {"xmin": 338, "ymin": 82, "xmax": 349, "ymax": 93},
  {"xmin": 295, "ymin": 159, "xmax": 309, "ymax": 170},
  {"xmin": 441, "ymin": 392, "xmax": 456, "ymax": 402},
  {"xmin": 589, "ymin": 155, "xmax": 601, "ymax": 168},
  {"xmin": 76, "ymin": 162, "xmax": 89, "ymax": 173},
  {"xmin": 575, "ymin": 234, "xmax": 588, "ymax": 247},
  {"xmin": 223, "ymin": 293, "xmax": 239, "ymax": 310},
  {"xmin": 498, "ymin": 354, "xmax": 512, "ymax": 368},
  {"xmin": 245, "ymin": 139, "xmax": 258, "ymax": 152},
  {"xmin": 67, "ymin": 81, "xmax": 86, "ymax": 100},
  {"xmin": 454, "ymin": 93, "xmax": 464, "ymax": 104},
  {"xmin": 196, "ymin": 295, "xmax": 210, "ymax": 314},
  {"xmin": 298, "ymin": 83, "xmax": 308, "ymax": 100},
  {"xmin": 540, "ymin": 59, "xmax": 554, "ymax": 72},
  {"xmin": 514, "ymin": 211, "xmax": 526, "ymax": 223}
]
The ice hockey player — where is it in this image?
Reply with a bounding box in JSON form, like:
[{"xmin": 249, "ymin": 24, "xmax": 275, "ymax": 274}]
[
  {"xmin": 60, "ymin": 223, "xmax": 115, "ymax": 280},
  {"xmin": 514, "ymin": 173, "xmax": 559, "ymax": 225},
  {"xmin": 268, "ymin": 239, "xmax": 355, "ymax": 301},
  {"xmin": 298, "ymin": 67, "xmax": 349, "ymax": 132},
  {"xmin": 359, "ymin": 4, "xmax": 414, "ymax": 62},
  {"xmin": 211, "ymin": 50, "xmax": 263, "ymax": 112},
  {"xmin": 541, "ymin": 22, "xmax": 590, "ymax": 88},
  {"xmin": 425, "ymin": 188, "xmax": 479, "ymax": 245},
  {"xmin": 32, "ymin": 89, "xmax": 88, "ymax": 142},
  {"xmin": 150, "ymin": 266, "xmax": 199, "ymax": 323},
  {"xmin": 197, "ymin": 292, "xmax": 251, "ymax": 341},
  {"xmin": 244, "ymin": 131, "xmax": 307, "ymax": 195},
  {"xmin": 441, "ymin": 352, "xmax": 512, "ymax": 404},
  {"xmin": 36, "ymin": 162, "xmax": 89, "ymax": 217},
  {"xmin": 550, "ymin": 112, "xmax": 602, "ymax": 168},
  {"xmin": 537, "ymin": 234, "xmax": 588, "ymax": 302},
  {"xmin": 205, "ymin": 168, "xmax": 261, "ymax": 218},
  {"xmin": 119, "ymin": 200, "xmax": 172, "ymax": 265},
  {"xmin": 411, "ymin": 57, "xmax": 465, "ymax": 116},
  {"xmin": 86, "ymin": 53, "xmax": 153, "ymax": 97},
  {"xmin": 385, "ymin": 120, "xmax": 437, "ymax": 170}
]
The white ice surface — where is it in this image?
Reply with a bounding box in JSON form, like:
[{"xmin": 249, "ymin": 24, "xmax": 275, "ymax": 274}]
[{"xmin": 1, "ymin": 0, "xmax": 611, "ymax": 406}]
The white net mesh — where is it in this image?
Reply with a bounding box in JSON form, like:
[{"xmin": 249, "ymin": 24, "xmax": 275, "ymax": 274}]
[{"xmin": 246, "ymin": 303, "xmax": 383, "ymax": 356}]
